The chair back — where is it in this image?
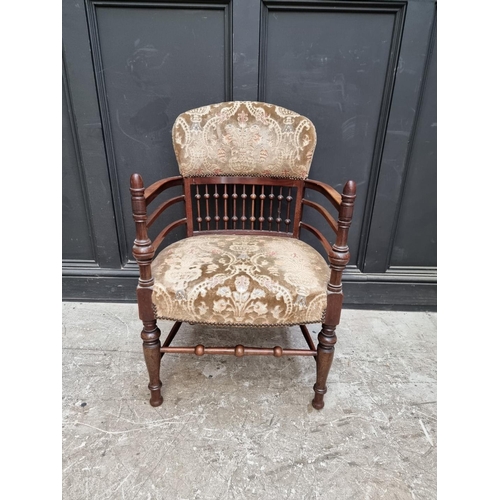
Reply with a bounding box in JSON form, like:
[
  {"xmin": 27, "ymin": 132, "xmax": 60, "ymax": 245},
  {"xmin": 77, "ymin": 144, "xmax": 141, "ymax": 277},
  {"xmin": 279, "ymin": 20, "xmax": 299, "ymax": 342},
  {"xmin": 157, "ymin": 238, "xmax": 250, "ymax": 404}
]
[
  {"xmin": 173, "ymin": 101, "xmax": 316, "ymax": 237},
  {"xmin": 172, "ymin": 101, "xmax": 316, "ymax": 180}
]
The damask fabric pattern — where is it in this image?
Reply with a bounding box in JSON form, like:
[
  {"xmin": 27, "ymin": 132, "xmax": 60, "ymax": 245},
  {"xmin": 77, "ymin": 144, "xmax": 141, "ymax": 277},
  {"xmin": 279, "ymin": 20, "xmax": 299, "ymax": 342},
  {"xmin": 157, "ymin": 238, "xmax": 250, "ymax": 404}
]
[
  {"xmin": 172, "ymin": 101, "xmax": 316, "ymax": 179},
  {"xmin": 151, "ymin": 234, "xmax": 330, "ymax": 326}
]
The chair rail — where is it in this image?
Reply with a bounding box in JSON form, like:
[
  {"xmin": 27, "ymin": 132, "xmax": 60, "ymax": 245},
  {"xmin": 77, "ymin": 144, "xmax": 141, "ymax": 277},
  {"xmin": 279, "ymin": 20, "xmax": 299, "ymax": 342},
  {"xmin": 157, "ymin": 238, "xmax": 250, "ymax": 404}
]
[
  {"xmin": 145, "ymin": 176, "xmax": 183, "ymax": 205},
  {"xmin": 304, "ymin": 179, "xmax": 342, "ymax": 212},
  {"xmin": 146, "ymin": 195, "xmax": 185, "ymax": 228}
]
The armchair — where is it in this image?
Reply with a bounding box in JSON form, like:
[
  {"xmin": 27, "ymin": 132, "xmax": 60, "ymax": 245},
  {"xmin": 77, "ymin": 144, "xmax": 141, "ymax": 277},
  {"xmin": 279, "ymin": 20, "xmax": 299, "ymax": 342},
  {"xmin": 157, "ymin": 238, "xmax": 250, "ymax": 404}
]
[{"xmin": 130, "ymin": 101, "xmax": 356, "ymax": 409}]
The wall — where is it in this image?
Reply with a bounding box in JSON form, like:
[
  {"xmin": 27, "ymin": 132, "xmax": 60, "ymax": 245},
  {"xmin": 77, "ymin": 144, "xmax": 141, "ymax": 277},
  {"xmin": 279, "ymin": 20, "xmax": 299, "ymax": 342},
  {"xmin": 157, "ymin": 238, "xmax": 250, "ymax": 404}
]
[{"xmin": 62, "ymin": 0, "xmax": 437, "ymax": 308}]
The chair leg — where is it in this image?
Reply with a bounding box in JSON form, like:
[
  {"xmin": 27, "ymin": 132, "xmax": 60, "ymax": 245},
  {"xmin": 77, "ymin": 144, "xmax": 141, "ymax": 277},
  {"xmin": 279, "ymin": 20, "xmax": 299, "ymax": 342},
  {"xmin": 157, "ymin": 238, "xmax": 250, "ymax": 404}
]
[
  {"xmin": 141, "ymin": 319, "xmax": 163, "ymax": 407},
  {"xmin": 312, "ymin": 325, "xmax": 337, "ymax": 410}
]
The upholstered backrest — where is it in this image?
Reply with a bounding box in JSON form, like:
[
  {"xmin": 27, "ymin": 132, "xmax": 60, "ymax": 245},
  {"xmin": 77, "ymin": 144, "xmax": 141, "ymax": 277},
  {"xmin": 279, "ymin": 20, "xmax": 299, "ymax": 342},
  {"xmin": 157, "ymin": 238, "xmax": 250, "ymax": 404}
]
[{"xmin": 172, "ymin": 101, "xmax": 316, "ymax": 180}]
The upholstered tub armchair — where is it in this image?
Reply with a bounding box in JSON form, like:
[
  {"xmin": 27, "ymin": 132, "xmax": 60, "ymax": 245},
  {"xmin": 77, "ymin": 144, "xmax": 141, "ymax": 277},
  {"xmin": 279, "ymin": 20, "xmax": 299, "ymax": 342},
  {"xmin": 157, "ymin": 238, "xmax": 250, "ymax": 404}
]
[{"xmin": 130, "ymin": 101, "xmax": 356, "ymax": 409}]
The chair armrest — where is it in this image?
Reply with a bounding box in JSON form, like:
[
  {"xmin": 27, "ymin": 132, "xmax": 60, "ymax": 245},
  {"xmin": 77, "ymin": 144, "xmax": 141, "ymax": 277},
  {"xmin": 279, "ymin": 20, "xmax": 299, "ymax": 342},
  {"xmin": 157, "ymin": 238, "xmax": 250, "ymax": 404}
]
[
  {"xmin": 130, "ymin": 174, "xmax": 187, "ymax": 260},
  {"xmin": 144, "ymin": 175, "xmax": 183, "ymax": 205},
  {"xmin": 304, "ymin": 179, "xmax": 342, "ymax": 212},
  {"xmin": 300, "ymin": 179, "xmax": 356, "ymax": 264}
]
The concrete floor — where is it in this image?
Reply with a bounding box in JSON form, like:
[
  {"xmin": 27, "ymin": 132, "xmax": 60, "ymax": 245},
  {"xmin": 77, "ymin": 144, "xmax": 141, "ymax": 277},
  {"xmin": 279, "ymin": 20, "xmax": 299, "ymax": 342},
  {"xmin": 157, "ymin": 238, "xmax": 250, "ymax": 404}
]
[{"xmin": 62, "ymin": 303, "xmax": 437, "ymax": 500}]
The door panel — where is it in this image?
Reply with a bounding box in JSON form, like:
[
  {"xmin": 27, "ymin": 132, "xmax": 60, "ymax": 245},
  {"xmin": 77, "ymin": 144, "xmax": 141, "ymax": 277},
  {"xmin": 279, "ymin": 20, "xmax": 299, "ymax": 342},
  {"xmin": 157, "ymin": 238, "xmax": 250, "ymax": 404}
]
[
  {"xmin": 62, "ymin": 63, "xmax": 96, "ymax": 263},
  {"xmin": 262, "ymin": 5, "xmax": 400, "ymax": 265},
  {"xmin": 391, "ymin": 23, "xmax": 437, "ymax": 268},
  {"xmin": 88, "ymin": 2, "xmax": 231, "ymax": 264}
]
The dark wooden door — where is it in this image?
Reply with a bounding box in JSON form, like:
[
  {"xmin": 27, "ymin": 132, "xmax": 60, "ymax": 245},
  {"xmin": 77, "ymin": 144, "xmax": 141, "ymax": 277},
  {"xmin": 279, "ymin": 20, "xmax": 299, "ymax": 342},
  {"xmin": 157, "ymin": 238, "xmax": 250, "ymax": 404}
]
[{"xmin": 63, "ymin": 0, "xmax": 436, "ymax": 308}]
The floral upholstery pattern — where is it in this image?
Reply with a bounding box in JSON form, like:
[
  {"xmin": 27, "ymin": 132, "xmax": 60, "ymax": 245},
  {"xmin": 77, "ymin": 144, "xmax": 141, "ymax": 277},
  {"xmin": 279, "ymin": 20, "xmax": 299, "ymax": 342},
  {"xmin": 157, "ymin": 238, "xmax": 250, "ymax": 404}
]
[
  {"xmin": 172, "ymin": 101, "xmax": 316, "ymax": 179},
  {"xmin": 151, "ymin": 234, "xmax": 330, "ymax": 326}
]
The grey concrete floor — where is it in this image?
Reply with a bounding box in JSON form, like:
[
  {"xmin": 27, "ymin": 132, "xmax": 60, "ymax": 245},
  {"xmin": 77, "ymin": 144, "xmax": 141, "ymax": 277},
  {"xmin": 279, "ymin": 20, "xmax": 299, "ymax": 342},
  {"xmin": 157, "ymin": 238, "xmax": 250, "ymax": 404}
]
[{"xmin": 62, "ymin": 303, "xmax": 436, "ymax": 500}]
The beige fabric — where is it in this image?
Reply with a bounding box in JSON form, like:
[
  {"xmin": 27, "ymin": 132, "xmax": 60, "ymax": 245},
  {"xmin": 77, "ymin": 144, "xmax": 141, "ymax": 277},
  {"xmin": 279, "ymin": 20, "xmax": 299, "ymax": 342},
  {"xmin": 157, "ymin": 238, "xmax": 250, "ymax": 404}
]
[
  {"xmin": 172, "ymin": 101, "xmax": 316, "ymax": 179},
  {"xmin": 151, "ymin": 234, "xmax": 329, "ymax": 326}
]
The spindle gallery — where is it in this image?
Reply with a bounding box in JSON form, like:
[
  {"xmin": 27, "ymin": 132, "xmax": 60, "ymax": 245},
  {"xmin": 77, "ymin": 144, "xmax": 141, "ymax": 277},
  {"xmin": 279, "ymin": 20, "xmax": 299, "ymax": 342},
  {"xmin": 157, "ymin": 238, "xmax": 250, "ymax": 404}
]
[{"xmin": 130, "ymin": 101, "xmax": 356, "ymax": 409}]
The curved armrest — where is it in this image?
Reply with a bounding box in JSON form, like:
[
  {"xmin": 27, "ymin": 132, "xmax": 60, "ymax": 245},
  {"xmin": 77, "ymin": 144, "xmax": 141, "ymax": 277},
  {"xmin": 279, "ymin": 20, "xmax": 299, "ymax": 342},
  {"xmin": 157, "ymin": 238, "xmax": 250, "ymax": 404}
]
[
  {"xmin": 304, "ymin": 179, "xmax": 342, "ymax": 212},
  {"xmin": 130, "ymin": 173, "xmax": 187, "ymax": 267},
  {"xmin": 145, "ymin": 175, "xmax": 183, "ymax": 205},
  {"xmin": 300, "ymin": 179, "xmax": 356, "ymax": 265}
]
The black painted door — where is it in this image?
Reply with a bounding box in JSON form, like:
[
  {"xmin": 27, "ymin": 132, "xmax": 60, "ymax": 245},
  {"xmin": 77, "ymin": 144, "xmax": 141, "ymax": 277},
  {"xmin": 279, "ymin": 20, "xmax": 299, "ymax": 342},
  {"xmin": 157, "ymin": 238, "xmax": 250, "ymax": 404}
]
[{"xmin": 62, "ymin": 0, "xmax": 436, "ymax": 308}]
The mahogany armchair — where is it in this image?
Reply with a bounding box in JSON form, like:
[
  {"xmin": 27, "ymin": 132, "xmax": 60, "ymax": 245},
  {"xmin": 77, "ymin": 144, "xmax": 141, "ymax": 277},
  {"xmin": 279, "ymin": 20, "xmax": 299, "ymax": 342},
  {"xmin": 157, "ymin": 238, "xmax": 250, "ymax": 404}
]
[{"xmin": 130, "ymin": 101, "xmax": 356, "ymax": 409}]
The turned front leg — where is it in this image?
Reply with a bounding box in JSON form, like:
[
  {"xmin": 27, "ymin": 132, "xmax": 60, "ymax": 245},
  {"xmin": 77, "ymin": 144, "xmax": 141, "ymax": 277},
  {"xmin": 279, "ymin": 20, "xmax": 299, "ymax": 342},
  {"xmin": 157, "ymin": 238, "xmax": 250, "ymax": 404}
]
[
  {"xmin": 141, "ymin": 320, "xmax": 163, "ymax": 407},
  {"xmin": 312, "ymin": 325, "xmax": 337, "ymax": 410}
]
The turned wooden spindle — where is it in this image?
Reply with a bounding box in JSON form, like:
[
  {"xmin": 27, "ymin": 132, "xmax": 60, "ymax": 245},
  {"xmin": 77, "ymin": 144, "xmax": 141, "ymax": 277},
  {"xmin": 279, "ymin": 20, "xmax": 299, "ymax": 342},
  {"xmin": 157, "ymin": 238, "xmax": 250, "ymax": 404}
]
[
  {"xmin": 259, "ymin": 185, "xmax": 266, "ymax": 229},
  {"xmin": 312, "ymin": 180, "xmax": 356, "ymax": 410},
  {"xmin": 161, "ymin": 344, "xmax": 315, "ymax": 357},
  {"xmin": 130, "ymin": 173, "xmax": 163, "ymax": 407},
  {"xmin": 241, "ymin": 185, "xmax": 247, "ymax": 229},
  {"xmin": 195, "ymin": 185, "xmax": 202, "ymax": 231},
  {"xmin": 204, "ymin": 185, "xmax": 211, "ymax": 230},
  {"xmin": 285, "ymin": 187, "xmax": 292, "ymax": 233},
  {"xmin": 268, "ymin": 187, "xmax": 274, "ymax": 230},
  {"xmin": 214, "ymin": 185, "xmax": 220, "ymax": 230},
  {"xmin": 276, "ymin": 187, "xmax": 283, "ymax": 231},
  {"xmin": 250, "ymin": 184, "xmax": 257, "ymax": 229},
  {"xmin": 223, "ymin": 184, "xmax": 229, "ymax": 229},
  {"xmin": 232, "ymin": 184, "xmax": 238, "ymax": 229}
]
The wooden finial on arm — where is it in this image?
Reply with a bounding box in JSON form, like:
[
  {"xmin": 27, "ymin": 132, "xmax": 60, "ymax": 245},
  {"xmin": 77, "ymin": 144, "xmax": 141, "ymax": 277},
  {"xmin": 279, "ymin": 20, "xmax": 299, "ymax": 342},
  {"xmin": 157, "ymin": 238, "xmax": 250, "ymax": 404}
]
[{"xmin": 130, "ymin": 173, "xmax": 155, "ymax": 288}]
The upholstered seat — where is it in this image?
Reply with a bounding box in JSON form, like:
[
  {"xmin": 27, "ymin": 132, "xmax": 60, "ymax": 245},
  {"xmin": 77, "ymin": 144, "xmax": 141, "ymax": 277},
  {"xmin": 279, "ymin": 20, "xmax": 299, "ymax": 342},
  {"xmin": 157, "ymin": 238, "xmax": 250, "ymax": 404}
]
[{"xmin": 151, "ymin": 234, "xmax": 330, "ymax": 326}]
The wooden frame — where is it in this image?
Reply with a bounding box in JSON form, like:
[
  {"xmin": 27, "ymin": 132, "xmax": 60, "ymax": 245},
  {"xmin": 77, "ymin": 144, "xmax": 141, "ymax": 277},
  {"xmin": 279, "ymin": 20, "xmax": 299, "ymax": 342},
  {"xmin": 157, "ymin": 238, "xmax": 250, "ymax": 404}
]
[{"xmin": 131, "ymin": 172, "xmax": 356, "ymax": 409}]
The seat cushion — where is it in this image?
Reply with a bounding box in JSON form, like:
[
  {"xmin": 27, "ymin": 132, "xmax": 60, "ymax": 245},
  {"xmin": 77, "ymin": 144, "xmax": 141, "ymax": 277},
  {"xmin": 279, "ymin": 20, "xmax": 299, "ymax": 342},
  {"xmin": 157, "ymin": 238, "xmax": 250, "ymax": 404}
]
[{"xmin": 151, "ymin": 234, "xmax": 330, "ymax": 326}]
